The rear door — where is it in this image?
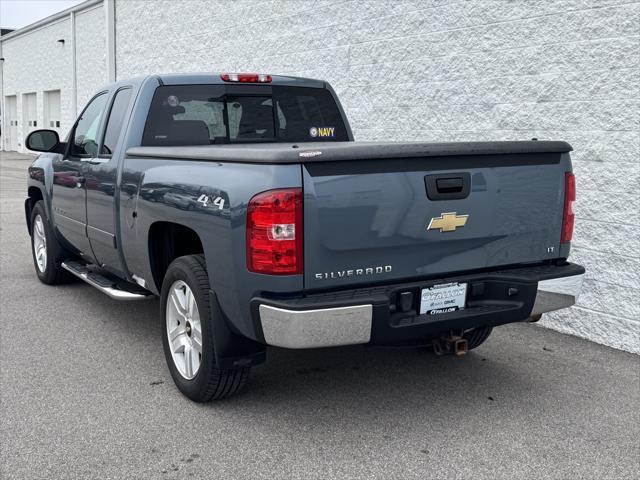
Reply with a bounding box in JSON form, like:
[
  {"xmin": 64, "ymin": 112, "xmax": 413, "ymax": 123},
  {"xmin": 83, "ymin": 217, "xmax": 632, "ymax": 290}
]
[
  {"xmin": 303, "ymin": 153, "xmax": 567, "ymax": 290},
  {"xmin": 85, "ymin": 87, "xmax": 134, "ymax": 271}
]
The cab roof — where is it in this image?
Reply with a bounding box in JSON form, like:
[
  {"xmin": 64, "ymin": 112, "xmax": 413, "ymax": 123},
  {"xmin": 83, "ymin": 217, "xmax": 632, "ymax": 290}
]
[
  {"xmin": 156, "ymin": 72, "xmax": 326, "ymax": 88},
  {"xmin": 98, "ymin": 72, "xmax": 327, "ymax": 96}
]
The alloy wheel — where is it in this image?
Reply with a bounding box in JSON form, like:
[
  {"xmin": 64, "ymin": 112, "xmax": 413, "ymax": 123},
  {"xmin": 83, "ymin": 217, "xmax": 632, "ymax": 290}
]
[
  {"xmin": 166, "ymin": 280, "xmax": 203, "ymax": 379},
  {"xmin": 33, "ymin": 214, "xmax": 48, "ymax": 273}
]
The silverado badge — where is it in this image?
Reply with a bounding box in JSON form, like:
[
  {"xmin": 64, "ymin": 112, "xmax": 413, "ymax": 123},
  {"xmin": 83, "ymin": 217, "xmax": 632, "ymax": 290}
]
[{"xmin": 428, "ymin": 212, "xmax": 469, "ymax": 232}]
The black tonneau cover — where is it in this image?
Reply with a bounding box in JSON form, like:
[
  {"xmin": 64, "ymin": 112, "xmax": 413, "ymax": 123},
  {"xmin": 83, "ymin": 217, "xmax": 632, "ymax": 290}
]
[{"xmin": 126, "ymin": 141, "xmax": 572, "ymax": 164}]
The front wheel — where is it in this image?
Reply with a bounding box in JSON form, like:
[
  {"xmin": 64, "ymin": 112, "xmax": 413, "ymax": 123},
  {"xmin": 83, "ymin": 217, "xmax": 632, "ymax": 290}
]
[
  {"xmin": 160, "ymin": 254, "xmax": 250, "ymax": 401},
  {"xmin": 30, "ymin": 200, "xmax": 73, "ymax": 285}
]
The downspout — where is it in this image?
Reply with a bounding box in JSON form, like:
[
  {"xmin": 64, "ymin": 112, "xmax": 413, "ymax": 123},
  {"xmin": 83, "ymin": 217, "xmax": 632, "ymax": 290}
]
[
  {"xmin": 106, "ymin": 0, "xmax": 116, "ymax": 82},
  {"xmin": 0, "ymin": 41, "xmax": 4, "ymax": 152},
  {"xmin": 70, "ymin": 10, "xmax": 77, "ymax": 117}
]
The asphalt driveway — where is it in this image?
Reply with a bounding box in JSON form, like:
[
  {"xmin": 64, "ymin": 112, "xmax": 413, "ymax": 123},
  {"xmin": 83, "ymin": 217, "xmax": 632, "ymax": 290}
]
[{"xmin": 1, "ymin": 151, "xmax": 639, "ymax": 479}]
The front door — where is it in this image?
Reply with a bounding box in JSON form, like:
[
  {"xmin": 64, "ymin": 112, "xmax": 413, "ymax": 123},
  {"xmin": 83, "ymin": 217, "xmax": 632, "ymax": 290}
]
[{"xmin": 52, "ymin": 92, "xmax": 108, "ymax": 257}]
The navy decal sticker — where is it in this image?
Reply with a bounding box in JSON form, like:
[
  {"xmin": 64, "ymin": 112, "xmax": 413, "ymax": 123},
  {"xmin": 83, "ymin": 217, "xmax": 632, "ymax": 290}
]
[{"xmin": 309, "ymin": 126, "xmax": 335, "ymax": 138}]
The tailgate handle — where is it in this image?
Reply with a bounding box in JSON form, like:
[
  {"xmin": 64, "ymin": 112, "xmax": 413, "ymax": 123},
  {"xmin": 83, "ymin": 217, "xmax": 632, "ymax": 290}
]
[
  {"xmin": 436, "ymin": 177, "xmax": 463, "ymax": 193},
  {"xmin": 425, "ymin": 173, "xmax": 471, "ymax": 200}
]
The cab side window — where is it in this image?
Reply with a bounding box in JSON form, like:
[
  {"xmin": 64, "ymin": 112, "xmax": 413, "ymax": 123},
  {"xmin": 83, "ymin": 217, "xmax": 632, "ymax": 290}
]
[
  {"xmin": 101, "ymin": 88, "xmax": 133, "ymax": 157},
  {"xmin": 70, "ymin": 93, "xmax": 108, "ymax": 157}
]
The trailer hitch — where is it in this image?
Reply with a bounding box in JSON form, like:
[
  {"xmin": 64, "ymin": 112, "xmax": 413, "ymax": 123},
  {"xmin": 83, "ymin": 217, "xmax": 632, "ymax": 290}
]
[{"xmin": 432, "ymin": 332, "xmax": 469, "ymax": 356}]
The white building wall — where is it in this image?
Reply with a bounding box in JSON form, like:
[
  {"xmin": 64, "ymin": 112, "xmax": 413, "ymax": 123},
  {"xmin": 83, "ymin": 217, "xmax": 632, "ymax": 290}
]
[
  {"xmin": 115, "ymin": 0, "xmax": 639, "ymax": 353},
  {"xmin": 1, "ymin": 17, "xmax": 73, "ymax": 150},
  {"xmin": 0, "ymin": 0, "xmax": 637, "ymax": 353},
  {"xmin": 75, "ymin": 5, "xmax": 107, "ymax": 111},
  {"xmin": 0, "ymin": 3, "xmax": 107, "ymax": 151}
]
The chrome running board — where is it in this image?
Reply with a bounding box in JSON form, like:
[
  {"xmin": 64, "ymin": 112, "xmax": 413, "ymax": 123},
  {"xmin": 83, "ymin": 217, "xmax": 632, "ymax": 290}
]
[{"xmin": 62, "ymin": 261, "xmax": 153, "ymax": 301}]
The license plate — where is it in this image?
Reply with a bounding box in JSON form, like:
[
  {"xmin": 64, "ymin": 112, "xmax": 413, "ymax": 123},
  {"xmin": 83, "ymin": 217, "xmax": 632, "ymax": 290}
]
[{"xmin": 420, "ymin": 282, "xmax": 467, "ymax": 315}]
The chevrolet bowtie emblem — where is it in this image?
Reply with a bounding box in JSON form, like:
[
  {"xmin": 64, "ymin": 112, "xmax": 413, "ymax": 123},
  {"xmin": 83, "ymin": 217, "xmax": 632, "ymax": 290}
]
[{"xmin": 428, "ymin": 212, "xmax": 469, "ymax": 232}]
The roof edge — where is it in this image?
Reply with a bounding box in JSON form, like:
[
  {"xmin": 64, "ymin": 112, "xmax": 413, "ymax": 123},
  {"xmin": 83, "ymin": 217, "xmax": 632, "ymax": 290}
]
[{"xmin": 0, "ymin": 0, "xmax": 103, "ymax": 43}]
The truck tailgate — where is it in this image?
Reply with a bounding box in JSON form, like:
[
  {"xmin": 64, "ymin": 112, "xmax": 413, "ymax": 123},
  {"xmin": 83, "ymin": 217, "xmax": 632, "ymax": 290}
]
[{"xmin": 303, "ymin": 152, "xmax": 569, "ymax": 290}]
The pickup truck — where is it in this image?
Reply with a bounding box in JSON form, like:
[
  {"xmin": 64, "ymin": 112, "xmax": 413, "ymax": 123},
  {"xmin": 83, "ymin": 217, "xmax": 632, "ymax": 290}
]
[{"xmin": 25, "ymin": 72, "xmax": 584, "ymax": 401}]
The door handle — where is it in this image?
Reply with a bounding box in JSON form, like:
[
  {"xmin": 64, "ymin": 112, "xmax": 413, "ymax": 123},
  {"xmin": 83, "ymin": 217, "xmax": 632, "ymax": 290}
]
[{"xmin": 81, "ymin": 157, "xmax": 108, "ymax": 165}]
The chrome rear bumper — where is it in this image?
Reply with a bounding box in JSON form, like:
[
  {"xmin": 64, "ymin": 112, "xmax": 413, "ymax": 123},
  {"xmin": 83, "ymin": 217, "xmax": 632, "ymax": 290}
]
[
  {"xmin": 531, "ymin": 273, "xmax": 584, "ymax": 316},
  {"xmin": 259, "ymin": 304, "xmax": 372, "ymax": 349},
  {"xmin": 258, "ymin": 271, "xmax": 584, "ymax": 349}
]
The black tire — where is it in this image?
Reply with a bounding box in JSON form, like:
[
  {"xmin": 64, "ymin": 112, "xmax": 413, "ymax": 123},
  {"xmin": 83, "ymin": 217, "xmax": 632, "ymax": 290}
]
[
  {"xmin": 160, "ymin": 254, "xmax": 250, "ymax": 402},
  {"xmin": 464, "ymin": 326, "xmax": 493, "ymax": 350},
  {"xmin": 29, "ymin": 200, "xmax": 74, "ymax": 285}
]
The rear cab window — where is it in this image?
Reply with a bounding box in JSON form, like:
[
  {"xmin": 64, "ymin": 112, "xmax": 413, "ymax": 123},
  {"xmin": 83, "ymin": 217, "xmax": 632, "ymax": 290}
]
[{"xmin": 141, "ymin": 84, "xmax": 348, "ymax": 146}]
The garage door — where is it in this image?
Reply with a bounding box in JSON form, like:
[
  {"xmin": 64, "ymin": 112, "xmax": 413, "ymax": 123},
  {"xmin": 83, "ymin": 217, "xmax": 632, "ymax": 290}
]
[
  {"xmin": 5, "ymin": 96, "xmax": 18, "ymax": 151},
  {"xmin": 45, "ymin": 90, "xmax": 62, "ymax": 135},
  {"xmin": 22, "ymin": 92, "xmax": 38, "ymax": 141}
]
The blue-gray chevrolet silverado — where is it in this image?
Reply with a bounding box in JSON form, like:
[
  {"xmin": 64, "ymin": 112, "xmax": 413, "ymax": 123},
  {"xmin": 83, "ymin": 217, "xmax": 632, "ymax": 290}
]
[{"xmin": 25, "ymin": 73, "xmax": 584, "ymax": 401}]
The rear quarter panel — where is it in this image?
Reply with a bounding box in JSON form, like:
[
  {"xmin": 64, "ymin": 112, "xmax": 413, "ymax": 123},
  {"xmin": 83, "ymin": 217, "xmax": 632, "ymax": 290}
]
[{"xmin": 119, "ymin": 158, "xmax": 302, "ymax": 339}]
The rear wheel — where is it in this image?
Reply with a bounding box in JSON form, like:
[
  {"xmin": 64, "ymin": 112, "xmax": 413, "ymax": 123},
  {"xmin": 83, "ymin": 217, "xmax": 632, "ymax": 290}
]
[
  {"xmin": 160, "ymin": 254, "xmax": 250, "ymax": 401},
  {"xmin": 30, "ymin": 200, "xmax": 73, "ymax": 285},
  {"xmin": 464, "ymin": 326, "xmax": 493, "ymax": 350}
]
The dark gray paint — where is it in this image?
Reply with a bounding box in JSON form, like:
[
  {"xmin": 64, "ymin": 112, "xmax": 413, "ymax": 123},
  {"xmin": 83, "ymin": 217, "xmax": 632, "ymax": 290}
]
[
  {"xmin": 119, "ymin": 158, "xmax": 302, "ymax": 338},
  {"xmin": 303, "ymin": 154, "xmax": 572, "ymax": 290},
  {"xmin": 27, "ymin": 72, "xmax": 574, "ymax": 344},
  {"xmin": 85, "ymin": 86, "xmax": 136, "ymax": 273}
]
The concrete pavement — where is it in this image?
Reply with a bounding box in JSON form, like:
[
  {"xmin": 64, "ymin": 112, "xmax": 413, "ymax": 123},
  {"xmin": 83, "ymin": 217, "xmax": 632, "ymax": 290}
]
[{"xmin": 1, "ymin": 151, "xmax": 639, "ymax": 479}]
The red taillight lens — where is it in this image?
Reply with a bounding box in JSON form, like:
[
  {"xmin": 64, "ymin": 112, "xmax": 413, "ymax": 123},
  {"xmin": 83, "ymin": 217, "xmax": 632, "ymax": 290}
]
[
  {"xmin": 561, "ymin": 172, "xmax": 576, "ymax": 243},
  {"xmin": 247, "ymin": 188, "xmax": 303, "ymax": 275},
  {"xmin": 220, "ymin": 73, "xmax": 272, "ymax": 83}
]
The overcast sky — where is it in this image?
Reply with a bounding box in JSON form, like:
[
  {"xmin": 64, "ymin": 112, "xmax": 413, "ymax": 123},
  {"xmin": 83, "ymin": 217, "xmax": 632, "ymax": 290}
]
[{"xmin": 1, "ymin": 0, "xmax": 85, "ymax": 30}]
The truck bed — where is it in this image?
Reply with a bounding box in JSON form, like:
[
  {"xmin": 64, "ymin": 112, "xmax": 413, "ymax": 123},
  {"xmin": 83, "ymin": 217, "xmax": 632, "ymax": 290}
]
[{"xmin": 126, "ymin": 139, "xmax": 574, "ymax": 290}]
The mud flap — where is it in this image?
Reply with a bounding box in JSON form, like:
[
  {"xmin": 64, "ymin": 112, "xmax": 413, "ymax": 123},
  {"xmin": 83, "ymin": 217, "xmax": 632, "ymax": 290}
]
[{"xmin": 208, "ymin": 289, "xmax": 266, "ymax": 369}]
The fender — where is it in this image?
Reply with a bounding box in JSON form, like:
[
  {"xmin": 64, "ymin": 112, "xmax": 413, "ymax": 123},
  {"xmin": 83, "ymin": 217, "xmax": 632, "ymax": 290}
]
[{"xmin": 25, "ymin": 152, "xmax": 59, "ymax": 234}]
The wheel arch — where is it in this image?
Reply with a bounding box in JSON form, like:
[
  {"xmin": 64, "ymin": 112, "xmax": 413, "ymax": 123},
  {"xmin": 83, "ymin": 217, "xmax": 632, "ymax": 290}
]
[
  {"xmin": 147, "ymin": 221, "xmax": 205, "ymax": 292},
  {"xmin": 25, "ymin": 186, "xmax": 45, "ymax": 236}
]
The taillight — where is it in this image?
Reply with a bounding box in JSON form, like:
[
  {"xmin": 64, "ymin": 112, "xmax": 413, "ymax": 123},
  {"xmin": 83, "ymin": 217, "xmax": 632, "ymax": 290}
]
[
  {"xmin": 247, "ymin": 188, "xmax": 303, "ymax": 275},
  {"xmin": 561, "ymin": 172, "xmax": 575, "ymax": 243},
  {"xmin": 221, "ymin": 73, "xmax": 272, "ymax": 83}
]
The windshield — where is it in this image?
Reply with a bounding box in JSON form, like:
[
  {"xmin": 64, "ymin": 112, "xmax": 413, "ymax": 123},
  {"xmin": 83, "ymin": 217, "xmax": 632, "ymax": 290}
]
[{"xmin": 142, "ymin": 84, "xmax": 349, "ymax": 146}]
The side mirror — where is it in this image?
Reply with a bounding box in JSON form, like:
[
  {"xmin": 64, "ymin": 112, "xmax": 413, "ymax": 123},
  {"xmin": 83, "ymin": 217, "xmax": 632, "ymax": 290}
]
[{"xmin": 26, "ymin": 129, "xmax": 62, "ymax": 153}]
